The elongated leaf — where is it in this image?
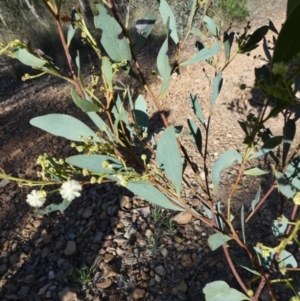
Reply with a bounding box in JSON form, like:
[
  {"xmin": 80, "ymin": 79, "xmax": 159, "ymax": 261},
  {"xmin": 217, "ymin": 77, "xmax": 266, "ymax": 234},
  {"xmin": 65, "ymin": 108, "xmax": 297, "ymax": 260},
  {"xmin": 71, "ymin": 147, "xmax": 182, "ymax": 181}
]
[
  {"xmin": 287, "ymin": 0, "xmax": 300, "ymax": 17},
  {"xmin": 285, "ymin": 157, "xmax": 300, "ymax": 179},
  {"xmin": 94, "ymin": 4, "xmax": 131, "ymax": 62},
  {"xmin": 14, "ymin": 48, "xmax": 46, "ymax": 67},
  {"xmin": 223, "ymin": 31, "xmax": 234, "ymax": 61},
  {"xmin": 67, "ymin": 10, "xmax": 79, "ymax": 47},
  {"xmin": 208, "ymin": 233, "xmax": 232, "ymax": 251},
  {"xmin": 187, "ymin": 0, "xmax": 198, "ymax": 29},
  {"xmin": 67, "ymin": 24, "xmax": 77, "ymax": 47},
  {"xmin": 203, "ymin": 15, "xmax": 218, "ymax": 37},
  {"xmin": 275, "ymin": 171, "xmax": 296, "ymax": 199},
  {"xmin": 279, "ymin": 250, "xmax": 297, "ymax": 268},
  {"xmin": 71, "ymin": 88, "xmax": 100, "ymax": 112},
  {"xmin": 277, "ymin": 155, "xmax": 300, "ymax": 198},
  {"xmin": 127, "ymin": 180, "xmax": 184, "ymax": 211},
  {"xmin": 283, "ymin": 119, "xmax": 296, "ymax": 165},
  {"xmin": 266, "ymin": 97, "xmax": 291, "ymax": 121},
  {"xmin": 268, "ymin": 19, "xmax": 278, "ymax": 34},
  {"xmin": 111, "ymin": 94, "xmax": 130, "ymax": 136},
  {"xmin": 249, "ymin": 136, "xmax": 283, "ymax": 160},
  {"xmin": 250, "ymin": 185, "xmax": 261, "ymax": 212},
  {"xmin": 30, "ymin": 114, "xmax": 101, "ymax": 142},
  {"xmin": 294, "ymin": 75, "xmax": 300, "ymax": 94},
  {"xmin": 238, "ymin": 120, "xmax": 248, "ymax": 136},
  {"xmin": 191, "ymin": 27, "xmax": 205, "ymax": 37},
  {"xmin": 214, "ymin": 202, "xmax": 224, "ymax": 230},
  {"xmin": 157, "ymin": 127, "xmax": 182, "ymax": 195},
  {"xmin": 66, "ymin": 154, "xmax": 125, "ymax": 174},
  {"xmin": 134, "ymin": 12, "xmax": 157, "ymax": 52},
  {"xmin": 203, "ymin": 203, "xmax": 212, "ymax": 219},
  {"xmin": 180, "ymin": 43, "xmax": 221, "ymax": 66},
  {"xmin": 87, "ymin": 112, "xmax": 113, "ymax": 141},
  {"xmin": 212, "ymin": 149, "xmax": 242, "ymax": 192},
  {"xmin": 133, "ymin": 94, "xmax": 148, "ymax": 132},
  {"xmin": 33, "ymin": 199, "xmax": 72, "ymax": 216},
  {"xmin": 75, "ymin": 52, "xmax": 84, "ymax": 88},
  {"xmin": 157, "ymin": 37, "xmax": 170, "ymax": 96},
  {"xmin": 231, "ymin": 254, "xmax": 260, "ymax": 276},
  {"xmin": 263, "ymin": 37, "xmax": 272, "ymax": 61},
  {"xmin": 272, "ymin": 215, "xmax": 288, "ymax": 238},
  {"xmin": 159, "ymin": 0, "xmax": 179, "ymax": 44},
  {"xmin": 244, "ymin": 167, "xmax": 268, "ymax": 176},
  {"xmin": 204, "ymin": 281, "xmax": 250, "ymax": 301},
  {"xmin": 239, "ymin": 25, "xmax": 269, "ymax": 53},
  {"xmin": 241, "ymin": 205, "xmax": 246, "ymax": 243},
  {"xmin": 102, "ymin": 56, "xmax": 113, "ymax": 92},
  {"xmin": 128, "ymin": 87, "xmax": 134, "ymax": 110},
  {"xmin": 211, "ymin": 71, "xmax": 223, "ymax": 108},
  {"xmin": 187, "ymin": 119, "xmax": 202, "ymax": 156},
  {"xmin": 272, "ymin": 2, "xmax": 300, "ymax": 66},
  {"xmin": 189, "ymin": 94, "xmax": 205, "ymax": 125}
]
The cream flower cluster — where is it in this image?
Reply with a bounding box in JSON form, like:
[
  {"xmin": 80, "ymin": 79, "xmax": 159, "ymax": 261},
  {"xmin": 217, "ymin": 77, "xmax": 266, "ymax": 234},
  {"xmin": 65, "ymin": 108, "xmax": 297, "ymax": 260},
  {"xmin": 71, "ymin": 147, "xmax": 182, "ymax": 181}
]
[
  {"xmin": 26, "ymin": 180, "xmax": 82, "ymax": 208},
  {"xmin": 60, "ymin": 180, "xmax": 82, "ymax": 202},
  {"xmin": 26, "ymin": 190, "xmax": 46, "ymax": 208}
]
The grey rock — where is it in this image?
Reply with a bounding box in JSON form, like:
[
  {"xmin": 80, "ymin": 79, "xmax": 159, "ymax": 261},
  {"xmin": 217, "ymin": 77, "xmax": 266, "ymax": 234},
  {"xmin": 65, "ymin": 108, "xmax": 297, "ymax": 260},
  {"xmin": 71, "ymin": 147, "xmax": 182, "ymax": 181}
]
[
  {"xmin": 107, "ymin": 205, "xmax": 119, "ymax": 216},
  {"xmin": 0, "ymin": 264, "xmax": 8, "ymax": 276},
  {"xmin": 56, "ymin": 270, "xmax": 65, "ymax": 282},
  {"xmin": 18, "ymin": 285, "xmax": 30, "ymax": 297},
  {"xmin": 48, "ymin": 270, "xmax": 55, "ymax": 280},
  {"xmin": 37, "ymin": 283, "xmax": 51, "ymax": 296},
  {"xmin": 9, "ymin": 253, "xmax": 19, "ymax": 265},
  {"xmin": 6, "ymin": 294, "xmax": 19, "ymax": 300},
  {"xmin": 82, "ymin": 207, "xmax": 93, "ymax": 219},
  {"xmin": 64, "ymin": 241, "xmax": 76, "ymax": 256},
  {"xmin": 93, "ymin": 232, "xmax": 104, "ymax": 244},
  {"xmin": 171, "ymin": 281, "xmax": 187, "ymax": 294},
  {"xmin": 23, "ymin": 274, "xmax": 35, "ymax": 284},
  {"xmin": 154, "ymin": 265, "xmax": 165, "ymax": 276}
]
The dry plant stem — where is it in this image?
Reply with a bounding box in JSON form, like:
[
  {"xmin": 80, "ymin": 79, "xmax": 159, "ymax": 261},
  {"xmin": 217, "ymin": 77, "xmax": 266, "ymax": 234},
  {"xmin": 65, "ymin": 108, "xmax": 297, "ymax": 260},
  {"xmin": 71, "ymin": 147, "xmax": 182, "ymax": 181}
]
[
  {"xmin": 221, "ymin": 50, "xmax": 239, "ymax": 72},
  {"xmin": 1, "ymin": 174, "xmax": 58, "ymax": 185},
  {"xmin": 222, "ymin": 245, "xmax": 249, "ymax": 296},
  {"xmin": 223, "ymin": 247, "xmax": 276, "ymax": 301},
  {"xmin": 260, "ymin": 98, "xmax": 272, "ymax": 123},
  {"xmin": 227, "ymin": 157, "xmax": 247, "ymax": 220},
  {"xmin": 285, "ymin": 267, "xmax": 300, "ymax": 271},
  {"xmin": 285, "ymin": 204, "xmax": 298, "ymax": 236},
  {"xmin": 245, "ymin": 183, "xmax": 276, "ymax": 223},
  {"xmin": 54, "ymin": 17, "xmax": 86, "ymax": 99},
  {"xmin": 107, "ymin": 0, "xmax": 168, "ymax": 127},
  {"xmin": 203, "ymin": 117, "xmax": 212, "ymax": 198},
  {"xmin": 253, "ymin": 274, "xmax": 272, "ymax": 301},
  {"xmin": 153, "ymin": 180, "xmax": 224, "ymax": 229}
]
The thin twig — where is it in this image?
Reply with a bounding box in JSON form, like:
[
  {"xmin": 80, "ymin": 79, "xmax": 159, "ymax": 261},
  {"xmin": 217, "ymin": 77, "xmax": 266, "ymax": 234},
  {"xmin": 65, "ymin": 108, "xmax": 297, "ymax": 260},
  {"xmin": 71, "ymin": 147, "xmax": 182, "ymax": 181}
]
[{"xmin": 222, "ymin": 244, "xmax": 249, "ymax": 295}]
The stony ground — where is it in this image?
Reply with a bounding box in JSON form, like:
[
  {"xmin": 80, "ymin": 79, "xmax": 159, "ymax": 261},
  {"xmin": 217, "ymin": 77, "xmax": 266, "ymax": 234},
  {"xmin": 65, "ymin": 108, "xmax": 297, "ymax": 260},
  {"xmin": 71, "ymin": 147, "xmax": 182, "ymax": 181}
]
[{"xmin": 1, "ymin": 1, "xmax": 299, "ymax": 301}]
